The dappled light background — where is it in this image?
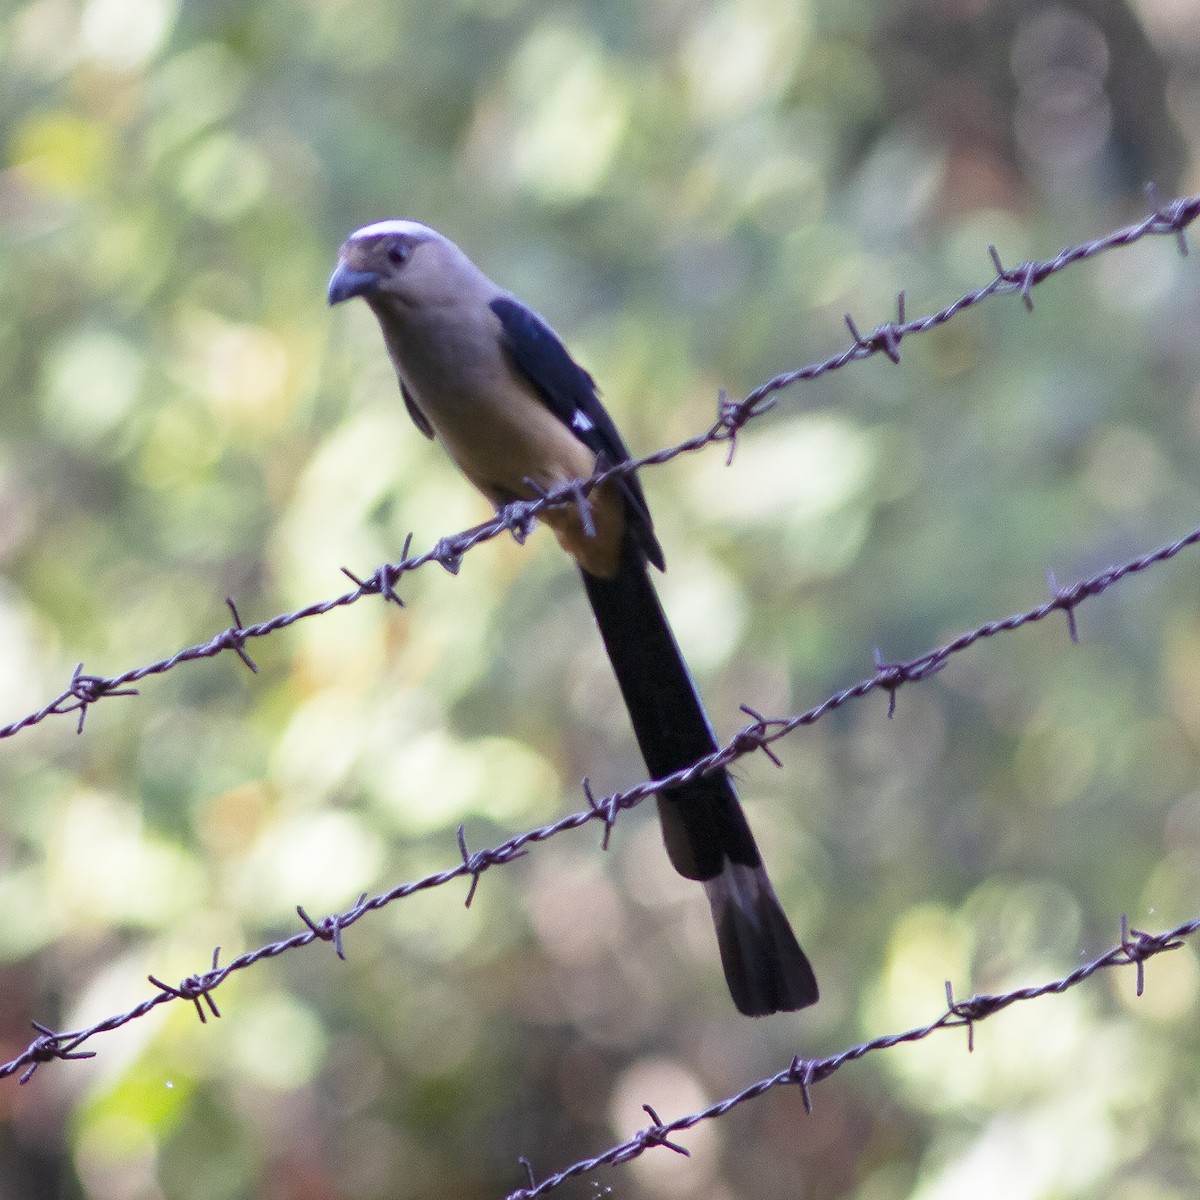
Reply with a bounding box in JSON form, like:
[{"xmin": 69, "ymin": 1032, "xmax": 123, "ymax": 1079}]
[{"xmin": 3, "ymin": 0, "xmax": 1200, "ymax": 1196}]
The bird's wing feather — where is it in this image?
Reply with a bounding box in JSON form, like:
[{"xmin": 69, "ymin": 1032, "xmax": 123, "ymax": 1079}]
[
  {"xmin": 490, "ymin": 295, "xmax": 664, "ymax": 571},
  {"xmin": 399, "ymin": 379, "xmax": 436, "ymax": 439}
]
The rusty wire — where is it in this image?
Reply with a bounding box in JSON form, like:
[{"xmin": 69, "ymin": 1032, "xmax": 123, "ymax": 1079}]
[{"xmin": 2, "ymin": 189, "xmax": 1197, "ymax": 743}]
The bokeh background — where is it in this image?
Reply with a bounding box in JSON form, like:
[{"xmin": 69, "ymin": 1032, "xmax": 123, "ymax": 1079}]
[{"xmin": 3, "ymin": 0, "xmax": 1200, "ymax": 1196}]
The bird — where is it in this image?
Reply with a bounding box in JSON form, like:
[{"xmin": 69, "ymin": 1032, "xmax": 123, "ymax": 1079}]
[{"xmin": 328, "ymin": 220, "xmax": 818, "ymax": 1015}]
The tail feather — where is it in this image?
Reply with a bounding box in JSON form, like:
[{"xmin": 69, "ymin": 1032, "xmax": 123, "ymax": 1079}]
[
  {"xmin": 581, "ymin": 538, "xmax": 818, "ymax": 1015},
  {"xmin": 704, "ymin": 864, "xmax": 819, "ymax": 1017}
]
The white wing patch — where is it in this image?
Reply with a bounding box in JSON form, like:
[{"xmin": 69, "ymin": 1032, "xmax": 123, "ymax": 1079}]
[{"xmin": 571, "ymin": 409, "xmax": 595, "ymax": 433}]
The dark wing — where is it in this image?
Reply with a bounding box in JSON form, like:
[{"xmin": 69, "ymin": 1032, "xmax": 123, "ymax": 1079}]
[
  {"xmin": 490, "ymin": 295, "xmax": 664, "ymax": 571},
  {"xmin": 399, "ymin": 380, "xmax": 435, "ymax": 440}
]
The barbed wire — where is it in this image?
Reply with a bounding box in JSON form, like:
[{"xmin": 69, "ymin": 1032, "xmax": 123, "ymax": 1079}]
[
  {"xmin": 505, "ymin": 914, "xmax": 1199, "ymax": 1199},
  {"xmin": 4, "ymin": 194, "xmax": 1200, "ymax": 1200},
  {"xmin": 2, "ymin": 188, "xmax": 1197, "ymax": 743},
  {"xmin": 3, "ymin": 508, "xmax": 1200, "ymax": 1085}
]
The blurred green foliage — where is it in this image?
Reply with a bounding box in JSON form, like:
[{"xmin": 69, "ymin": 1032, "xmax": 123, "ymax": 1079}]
[{"xmin": 2, "ymin": 0, "xmax": 1200, "ymax": 1196}]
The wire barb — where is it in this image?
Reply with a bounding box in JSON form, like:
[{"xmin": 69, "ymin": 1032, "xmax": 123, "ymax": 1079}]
[
  {"xmin": 148, "ymin": 947, "xmax": 224, "ymax": 1024},
  {"xmin": 944, "ymin": 979, "xmax": 980, "ymax": 1052},
  {"xmin": 1046, "ymin": 570, "xmax": 1080, "ymax": 643},
  {"xmin": 456, "ymin": 824, "xmax": 514, "ymax": 907},
  {"xmin": 517, "ymin": 1157, "xmax": 537, "ymax": 1191},
  {"xmin": 499, "ymin": 495, "xmax": 538, "ymax": 545},
  {"xmin": 582, "ymin": 777, "xmax": 619, "ymax": 850},
  {"xmin": 870, "ymin": 645, "xmax": 949, "ymax": 718},
  {"xmin": 843, "ymin": 302, "xmax": 904, "ymax": 364},
  {"xmin": 18, "ymin": 1022, "xmax": 96, "ymax": 1085},
  {"xmin": 638, "ymin": 1105, "xmax": 691, "ymax": 1157},
  {"xmin": 297, "ymin": 894, "xmax": 367, "ymax": 961},
  {"xmin": 221, "ymin": 598, "xmax": 260, "ymax": 673},
  {"xmin": 734, "ymin": 704, "xmax": 785, "ymax": 767},
  {"xmin": 1118, "ymin": 912, "xmax": 1184, "ymax": 997},
  {"xmin": 988, "ymin": 244, "xmax": 1037, "ymax": 310},
  {"xmin": 432, "ymin": 537, "xmax": 464, "ymax": 575},
  {"xmin": 788, "ymin": 1055, "xmax": 817, "ymax": 1114},
  {"xmin": 347, "ymin": 538, "xmax": 412, "ymax": 607},
  {"xmin": 715, "ymin": 389, "xmax": 742, "ymax": 464},
  {"xmin": 873, "ymin": 647, "xmax": 903, "ymax": 718},
  {"xmin": 1145, "ymin": 182, "xmax": 1190, "ymax": 256},
  {"xmin": 67, "ymin": 661, "xmax": 140, "ymax": 733},
  {"xmin": 378, "ymin": 563, "xmax": 405, "ymax": 606}
]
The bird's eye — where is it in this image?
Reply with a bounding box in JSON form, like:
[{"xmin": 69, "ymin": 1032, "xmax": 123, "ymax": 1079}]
[{"xmin": 386, "ymin": 242, "xmax": 409, "ymax": 266}]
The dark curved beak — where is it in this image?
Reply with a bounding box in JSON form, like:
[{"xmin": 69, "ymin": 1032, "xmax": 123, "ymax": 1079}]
[{"xmin": 327, "ymin": 262, "xmax": 381, "ymax": 306}]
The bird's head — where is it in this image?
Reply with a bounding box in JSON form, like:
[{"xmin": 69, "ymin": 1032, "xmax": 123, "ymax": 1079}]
[{"xmin": 327, "ymin": 219, "xmax": 482, "ymax": 312}]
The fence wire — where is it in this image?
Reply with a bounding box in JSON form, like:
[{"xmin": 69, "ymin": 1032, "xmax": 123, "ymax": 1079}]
[
  {"xmin": 506, "ymin": 914, "xmax": 1199, "ymax": 1199},
  {"xmin": 3, "ymin": 481, "xmax": 1200, "ymax": 1087},
  {"xmin": 2, "ymin": 193, "xmax": 1199, "ymax": 1198},
  {"xmin": 2, "ymin": 189, "xmax": 1197, "ymax": 743}
]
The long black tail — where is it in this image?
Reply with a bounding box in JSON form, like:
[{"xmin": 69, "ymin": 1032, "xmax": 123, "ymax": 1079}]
[{"xmin": 581, "ymin": 539, "xmax": 818, "ymax": 1016}]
